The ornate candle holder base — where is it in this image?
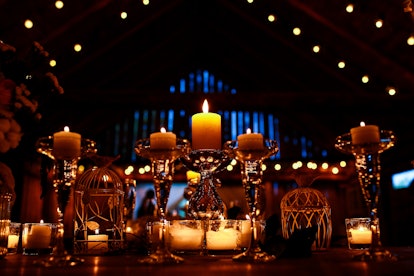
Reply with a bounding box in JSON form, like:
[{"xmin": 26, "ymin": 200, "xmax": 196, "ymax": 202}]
[
  {"xmin": 36, "ymin": 136, "xmax": 97, "ymax": 267},
  {"xmin": 135, "ymin": 138, "xmax": 189, "ymax": 265},
  {"xmin": 224, "ymin": 139, "xmax": 279, "ymax": 263},
  {"xmin": 335, "ymin": 130, "xmax": 397, "ymax": 262},
  {"xmin": 183, "ymin": 149, "xmax": 230, "ymax": 256}
]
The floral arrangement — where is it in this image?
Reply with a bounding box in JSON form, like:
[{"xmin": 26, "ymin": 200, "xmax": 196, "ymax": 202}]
[{"xmin": 0, "ymin": 40, "xmax": 64, "ymax": 153}]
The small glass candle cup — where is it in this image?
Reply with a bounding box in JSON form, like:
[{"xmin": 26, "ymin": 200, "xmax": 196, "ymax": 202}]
[
  {"xmin": 168, "ymin": 220, "xmax": 204, "ymax": 254},
  {"xmin": 345, "ymin": 218, "xmax": 372, "ymax": 250},
  {"xmin": 7, "ymin": 222, "xmax": 21, "ymax": 254},
  {"xmin": 206, "ymin": 219, "xmax": 242, "ymax": 255},
  {"xmin": 22, "ymin": 223, "xmax": 59, "ymax": 255}
]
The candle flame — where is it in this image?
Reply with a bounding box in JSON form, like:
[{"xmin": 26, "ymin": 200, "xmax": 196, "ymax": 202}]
[
  {"xmin": 360, "ymin": 121, "xmax": 366, "ymax": 127},
  {"xmin": 40, "ymin": 219, "xmax": 44, "ymax": 223},
  {"xmin": 246, "ymin": 128, "xmax": 252, "ymax": 134},
  {"xmin": 95, "ymin": 229, "xmax": 99, "ymax": 235},
  {"xmin": 64, "ymin": 126, "xmax": 70, "ymax": 132},
  {"xmin": 160, "ymin": 127, "xmax": 166, "ymax": 133},
  {"xmin": 202, "ymin": 99, "xmax": 209, "ymax": 113}
]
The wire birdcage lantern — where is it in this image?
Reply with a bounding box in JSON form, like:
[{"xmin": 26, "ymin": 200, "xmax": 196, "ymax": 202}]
[{"xmin": 74, "ymin": 166, "xmax": 124, "ymax": 254}]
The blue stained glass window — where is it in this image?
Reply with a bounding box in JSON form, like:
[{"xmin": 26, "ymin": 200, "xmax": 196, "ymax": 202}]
[
  {"xmin": 180, "ymin": 79, "xmax": 186, "ymax": 93},
  {"xmin": 168, "ymin": 109, "xmax": 174, "ymax": 131},
  {"xmin": 252, "ymin": 112, "xmax": 259, "ymax": 133},
  {"xmin": 231, "ymin": 111, "xmax": 237, "ymax": 140},
  {"xmin": 189, "ymin": 73, "xmax": 195, "ymax": 92},
  {"xmin": 203, "ymin": 70, "xmax": 209, "ymax": 93},
  {"xmin": 301, "ymin": 136, "xmax": 307, "ymax": 158},
  {"xmin": 217, "ymin": 80, "xmax": 223, "ymax": 92},
  {"xmin": 237, "ymin": 111, "xmax": 244, "ymax": 135},
  {"xmin": 170, "ymin": 85, "xmax": 175, "ymax": 93},
  {"xmin": 159, "ymin": 110, "xmax": 166, "ymax": 127}
]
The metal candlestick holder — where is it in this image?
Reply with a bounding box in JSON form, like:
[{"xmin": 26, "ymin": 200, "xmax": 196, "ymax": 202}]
[
  {"xmin": 223, "ymin": 139, "xmax": 279, "ymax": 263},
  {"xmin": 183, "ymin": 149, "xmax": 230, "ymax": 255},
  {"xmin": 335, "ymin": 130, "xmax": 397, "ymax": 262},
  {"xmin": 134, "ymin": 138, "xmax": 190, "ymax": 265},
  {"xmin": 35, "ymin": 136, "xmax": 97, "ymax": 267}
]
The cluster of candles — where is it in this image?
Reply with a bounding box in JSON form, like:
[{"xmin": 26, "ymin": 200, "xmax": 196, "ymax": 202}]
[{"xmin": 44, "ymin": 100, "xmax": 381, "ymax": 252}]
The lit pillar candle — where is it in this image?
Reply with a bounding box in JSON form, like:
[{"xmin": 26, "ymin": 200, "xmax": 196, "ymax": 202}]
[
  {"xmin": 191, "ymin": 99, "xmax": 221, "ymax": 150},
  {"xmin": 87, "ymin": 229, "xmax": 108, "ymax": 253},
  {"xmin": 350, "ymin": 122, "xmax": 380, "ymax": 145},
  {"xmin": 349, "ymin": 227, "xmax": 372, "ymax": 244},
  {"xmin": 150, "ymin": 127, "xmax": 177, "ymax": 149},
  {"xmin": 53, "ymin": 126, "xmax": 81, "ymax": 159},
  {"xmin": 237, "ymin": 128, "xmax": 264, "ymax": 150}
]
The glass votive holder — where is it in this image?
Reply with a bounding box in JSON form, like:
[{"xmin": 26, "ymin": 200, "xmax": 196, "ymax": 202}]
[
  {"xmin": 22, "ymin": 222, "xmax": 59, "ymax": 255},
  {"xmin": 206, "ymin": 219, "xmax": 241, "ymax": 255},
  {"xmin": 168, "ymin": 220, "xmax": 203, "ymax": 254},
  {"xmin": 7, "ymin": 222, "xmax": 21, "ymax": 254},
  {"xmin": 146, "ymin": 221, "xmax": 170, "ymax": 254},
  {"xmin": 345, "ymin": 217, "xmax": 372, "ymax": 250}
]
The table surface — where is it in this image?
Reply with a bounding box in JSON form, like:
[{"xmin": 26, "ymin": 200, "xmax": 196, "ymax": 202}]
[{"xmin": 2, "ymin": 247, "xmax": 414, "ymax": 276}]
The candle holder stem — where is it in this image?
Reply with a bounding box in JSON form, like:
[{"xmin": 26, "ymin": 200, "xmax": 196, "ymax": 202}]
[
  {"xmin": 35, "ymin": 136, "xmax": 97, "ymax": 267},
  {"xmin": 223, "ymin": 139, "xmax": 278, "ymax": 263},
  {"xmin": 335, "ymin": 130, "xmax": 397, "ymax": 262},
  {"xmin": 135, "ymin": 139, "xmax": 189, "ymax": 265},
  {"xmin": 183, "ymin": 150, "xmax": 229, "ymax": 256}
]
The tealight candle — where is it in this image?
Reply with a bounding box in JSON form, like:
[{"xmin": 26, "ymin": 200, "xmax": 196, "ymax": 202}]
[
  {"xmin": 150, "ymin": 127, "xmax": 176, "ymax": 149},
  {"xmin": 53, "ymin": 126, "xmax": 81, "ymax": 159},
  {"xmin": 87, "ymin": 230, "xmax": 108, "ymax": 253},
  {"xmin": 206, "ymin": 220, "xmax": 240, "ymax": 250},
  {"xmin": 7, "ymin": 234, "xmax": 19, "ymax": 249},
  {"xmin": 350, "ymin": 122, "xmax": 380, "ymax": 145},
  {"xmin": 349, "ymin": 227, "xmax": 372, "ymax": 245},
  {"xmin": 237, "ymin": 128, "xmax": 264, "ymax": 150},
  {"xmin": 191, "ymin": 99, "xmax": 221, "ymax": 150},
  {"xmin": 169, "ymin": 221, "xmax": 203, "ymax": 250}
]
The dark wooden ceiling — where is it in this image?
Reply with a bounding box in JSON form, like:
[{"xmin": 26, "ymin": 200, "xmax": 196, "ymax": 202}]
[{"xmin": 1, "ymin": 0, "xmax": 413, "ymax": 168}]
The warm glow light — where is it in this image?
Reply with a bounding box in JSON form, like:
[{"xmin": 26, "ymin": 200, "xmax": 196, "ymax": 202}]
[
  {"xmin": 226, "ymin": 164, "xmax": 233, "ymax": 171},
  {"xmin": 74, "ymin": 44, "xmax": 82, "ymax": 52},
  {"xmin": 142, "ymin": 0, "xmax": 150, "ymax": 5},
  {"xmin": 24, "ymin": 19, "xmax": 33, "ymax": 29},
  {"xmin": 293, "ymin": 27, "xmax": 301, "ymax": 36},
  {"xmin": 160, "ymin": 127, "xmax": 166, "ymax": 133},
  {"xmin": 268, "ymin": 14, "xmax": 276, "ymax": 22},
  {"xmin": 202, "ymin": 99, "xmax": 209, "ymax": 113},
  {"xmin": 120, "ymin": 12, "xmax": 128, "ymax": 19},
  {"xmin": 274, "ymin": 163, "xmax": 281, "ymax": 171},
  {"xmin": 144, "ymin": 165, "xmax": 151, "ymax": 172},
  {"xmin": 64, "ymin": 126, "xmax": 70, "ymax": 132},
  {"xmin": 375, "ymin": 19, "xmax": 383, "ymax": 29},
  {"xmin": 360, "ymin": 121, "xmax": 366, "ymax": 127},
  {"xmin": 345, "ymin": 4, "xmax": 354, "ymax": 13},
  {"xmin": 338, "ymin": 61, "xmax": 346, "ymax": 68},
  {"xmin": 407, "ymin": 35, "xmax": 414, "ymax": 45},
  {"xmin": 49, "ymin": 59, "xmax": 57, "ymax": 67},
  {"xmin": 138, "ymin": 167, "xmax": 145, "ymax": 174},
  {"xmin": 55, "ymin": 1, "xmax": 64, "ymax": 9},
  {"xmin": 321, "ymin": 162, "xmax": 329, "ymax": 169},
  {"xmin": 361, "ymin": 75, "xmax": 369, "ymax": 83},
  {"xmin": 247, "ymin": 0, "xmax": 254, "ymax": 3},
  {"xmin": 386, "ymin": 86, "xmax": 397, "ymax": 96},
  {"xmin": 261, "ymin": 164, "xmax": 267, "ymax": 171},
  {"xmin": 230, "ymin": 159, "xmax": 237, "ymax": 166},
  {"xmin": 312, "ymin": 45, "xmax": 320, "ymax": 53},
  {"xmin": 340, "ymin": 161, "xmax": 347, "ymax": 167},
  {"xmin": 331, "ymin": 167, "xmax": 339, "ymax": 174}
]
